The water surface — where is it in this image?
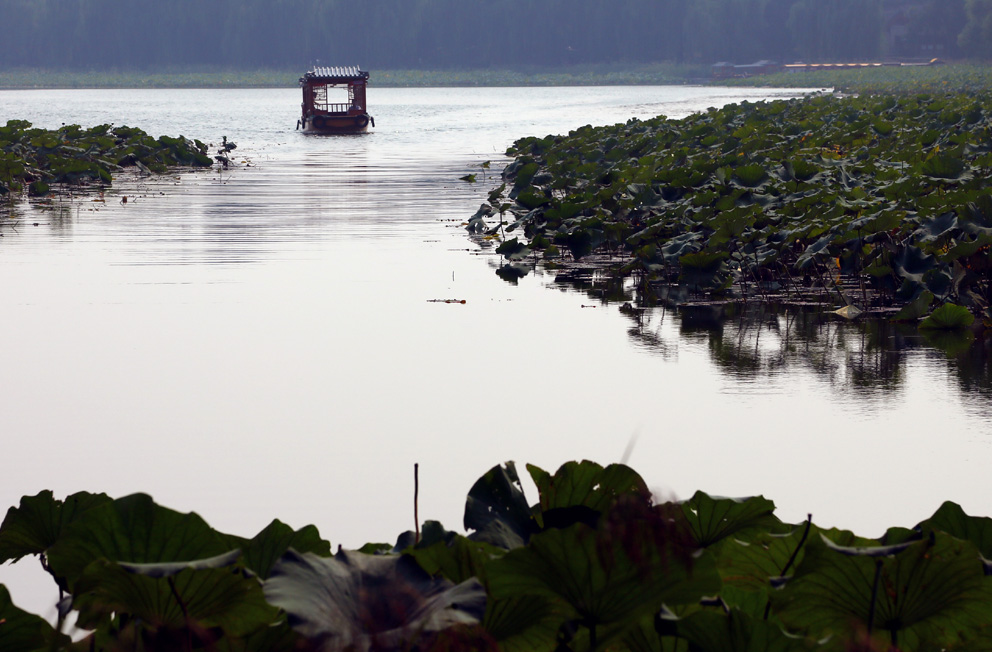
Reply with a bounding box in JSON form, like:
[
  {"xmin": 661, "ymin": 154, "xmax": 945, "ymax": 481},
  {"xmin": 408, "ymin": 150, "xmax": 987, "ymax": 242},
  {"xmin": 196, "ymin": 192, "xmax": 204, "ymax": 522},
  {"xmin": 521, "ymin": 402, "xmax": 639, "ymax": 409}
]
[{"xmin": 1, "ymin": 86, "xmax": 989, "ymax": 619}]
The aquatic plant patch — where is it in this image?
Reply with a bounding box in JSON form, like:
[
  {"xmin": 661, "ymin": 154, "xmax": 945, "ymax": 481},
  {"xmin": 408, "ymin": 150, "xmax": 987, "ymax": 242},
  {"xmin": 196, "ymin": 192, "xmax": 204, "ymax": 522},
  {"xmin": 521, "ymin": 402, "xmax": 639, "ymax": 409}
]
[
  {"xmin": 4, "ymin": 460, "xmax": 992, "ymax": 651},
  {"xmin": 0, "ymin": 120, "xmax": 214, "ymax": 198},
  {"xmin": 470, "ymin": 91, "xmax": 992, "ymax": 327}
]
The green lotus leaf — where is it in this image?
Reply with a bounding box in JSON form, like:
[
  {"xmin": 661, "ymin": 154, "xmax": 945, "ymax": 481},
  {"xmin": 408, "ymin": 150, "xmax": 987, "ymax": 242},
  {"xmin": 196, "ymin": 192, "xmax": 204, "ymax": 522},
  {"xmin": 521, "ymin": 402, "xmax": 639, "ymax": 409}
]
[
  {"xmin": 526, "ymin": 460, "xmax": 648, "ymax": 528},
  {"xmin": 915, "ymin": 211, "xmax": 959, "ymax": 242},
  {"xmin": 118, "ymin": 548, "xmax": 243, "ymax": 578},
  {"xmin": 464, "ymin": 462, "xmax": 536, "ymax": 549},
  {"xmin": 733, "ymin": 164, "xmax": 768, "ymax": 188},
  {"xmin": 72, "ymin": 555, "xmax": 276, "ymax": 637},
  {"xmin": 943, "ymin": 233, "xmax": 992, "ymax": 263},
  {"xmin": 482, "ymin": 594, "xmax": 557, "ymax": 652},
  {"xmin": 894, "ymin": 245, "xmax": 937, "ymax": 282},
  {"xmin": 488, "ymin": 522, "xmax": 720, "ymax": 651},
  {"xmin": 772, "ymin": 532, "xmax": 992, "ymax": 650},
  {"xmin": 920, "ymin": 502, "xmax": 992, "ymax": 558},
  {"xmin": 0, "ymin": 584, "xmax": 69, "ymax": 652},
  {"xmin": 891, "ymin": 290, "xmax": 934, "ymax": 322},
  {"xmin": 714, "ymin": 523, "xmax": 812, "ymax": 596},
  {"xmin": 222, "ymin": 519, "xmax": 332, "ymax": 580},
  {"xmin": 46, "ymin": 493, "xmax": 234, "ymax": 591},
  {"xmin": 920, "ymin": 303, "xmax": 975, "ymax": 330},
  {"xmin": 405, "ymin": 533, "xmax": 504, "ymax": 585},
  {"xmin": 263, "ymin": 549, "xmax": 487, "ymax": 652},
  {"xmin": 0, "ymin": 490, "xmax": 111, "ymax": 564},
  {"xmin": 920, "ymin": 154, "xmax": 967, "ymax": 180},
  {"xmin": 682, "ymin": 492, "xmax": 782, "ymax": 548},
  {"xmin": 662, "ymin": 607, "xmax": 813, "ymax": 652}
]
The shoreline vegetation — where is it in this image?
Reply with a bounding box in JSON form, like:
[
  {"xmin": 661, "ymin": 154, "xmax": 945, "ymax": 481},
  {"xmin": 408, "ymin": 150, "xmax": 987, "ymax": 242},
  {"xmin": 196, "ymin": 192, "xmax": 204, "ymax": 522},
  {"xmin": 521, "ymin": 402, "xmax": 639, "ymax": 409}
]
[
  {"xmin": 1, "ymin": 62, "xmax": 991, "ymax": 91},
  {"xmin": 4, "ymin": 460, "xmax": 992, "ymax": 652},
  {"xmin": 0, "ymin": 120, "xmax": 234, "ymax": 199},
  {"xmin": 0, "ymin": 64, "xmax": 714, "ymax": 90},
  {"xmin": 467, "ymin": 67, "xmax": 992, "ymax": 334}
]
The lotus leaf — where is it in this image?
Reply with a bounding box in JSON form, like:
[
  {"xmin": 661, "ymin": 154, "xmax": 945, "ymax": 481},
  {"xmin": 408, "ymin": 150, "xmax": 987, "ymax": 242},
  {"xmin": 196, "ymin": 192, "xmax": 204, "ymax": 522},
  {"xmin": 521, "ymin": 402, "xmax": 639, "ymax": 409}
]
[
  {"xmin": 463, "ymin": 462, "xmax": 535, "ymax": 549},
  {"xmin": 920, "ymin": 303, "xmax": 975, "ymax": 330},
  {"xmin": 488, "ymin": 521, "xmax": 720, "ymax": 651},
  {"xmin": 0, "ymin": 584, "xmax": 69, "ymax": 652},
  {"xmin": 526, "ymin": 460, "xmax": 648, "ymax": 528},
  {"xmin": 0, "ymin": 490, "xmax": 111, "ymax": 564},
  {"xmin": 682, "ymin": 492, "xmax": 781, "ymax": 548},
  {"xmin": 773, "ymin": 532, "xmax": 992, "ymax": 650},
  {"xmin": 662, "ymin": 608, "xmax": 813, "ymax": 652},
  {"xmin": 223, "ymin": 518, "xmax": 332, "ymax": 580},
  {"xmin": 45, "ymin": 493, "xmax": 234, "ymax": 592},
  {"xmin": 263, "ymin": 548, "xmax": 487, "ymax": 652},
  {"xmin": 70, "ymin": 551, "xmax": 276, "ymax": 637}
]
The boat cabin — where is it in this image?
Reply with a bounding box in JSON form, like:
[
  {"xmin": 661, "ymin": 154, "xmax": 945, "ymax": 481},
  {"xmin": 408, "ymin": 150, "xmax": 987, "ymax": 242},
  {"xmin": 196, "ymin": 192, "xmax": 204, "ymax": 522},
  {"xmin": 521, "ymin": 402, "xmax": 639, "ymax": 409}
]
[{"xmin": 298, "ymin": 66, "xmax": 374, "ymax": 134}]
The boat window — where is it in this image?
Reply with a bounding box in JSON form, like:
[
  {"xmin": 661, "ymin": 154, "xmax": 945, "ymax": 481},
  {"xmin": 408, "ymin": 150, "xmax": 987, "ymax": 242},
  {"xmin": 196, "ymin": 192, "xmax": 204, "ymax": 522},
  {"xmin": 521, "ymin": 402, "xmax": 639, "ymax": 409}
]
[{"xmin": 313, "ymin": 84, "xmax": 356, "ymax": 113}]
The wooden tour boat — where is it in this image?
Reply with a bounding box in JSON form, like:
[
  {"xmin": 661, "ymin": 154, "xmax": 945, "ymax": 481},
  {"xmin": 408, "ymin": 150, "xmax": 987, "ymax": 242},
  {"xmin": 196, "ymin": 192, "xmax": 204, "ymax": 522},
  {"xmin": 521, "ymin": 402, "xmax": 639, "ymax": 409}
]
[{"xmin": 298, "ymin": 65, "xmax": 375, "ymax": 134}]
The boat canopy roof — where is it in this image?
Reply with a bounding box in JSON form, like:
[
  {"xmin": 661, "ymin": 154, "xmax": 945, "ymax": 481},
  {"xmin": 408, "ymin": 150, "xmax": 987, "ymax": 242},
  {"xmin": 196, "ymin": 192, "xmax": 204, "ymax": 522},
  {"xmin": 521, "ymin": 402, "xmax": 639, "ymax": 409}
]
[{"xmin": 300, "ymin": 66, "xmax": 369, "ymax": 85}]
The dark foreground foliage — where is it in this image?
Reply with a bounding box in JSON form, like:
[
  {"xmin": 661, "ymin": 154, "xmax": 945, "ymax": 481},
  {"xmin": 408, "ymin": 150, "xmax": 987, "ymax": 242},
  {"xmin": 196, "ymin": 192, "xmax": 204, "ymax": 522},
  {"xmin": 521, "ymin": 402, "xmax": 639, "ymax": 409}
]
[
  {"xmin": 3, "ymin": 460, "xmax": 992, "ymax": 651},
  {"xmin": 469, "ymin": 91, "xmax": 992, "ymax": 329},
  {"xmin": 0, "ymin": 120, "xmax": 214, "ymax": 198}
]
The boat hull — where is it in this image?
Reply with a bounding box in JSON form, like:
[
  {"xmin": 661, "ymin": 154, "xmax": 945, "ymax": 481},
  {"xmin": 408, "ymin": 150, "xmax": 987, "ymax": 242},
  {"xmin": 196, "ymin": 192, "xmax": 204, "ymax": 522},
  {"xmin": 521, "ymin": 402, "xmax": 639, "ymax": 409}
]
[{"xmin": 302, "ymin": 113, "xmax": 372, "ymax": 134}]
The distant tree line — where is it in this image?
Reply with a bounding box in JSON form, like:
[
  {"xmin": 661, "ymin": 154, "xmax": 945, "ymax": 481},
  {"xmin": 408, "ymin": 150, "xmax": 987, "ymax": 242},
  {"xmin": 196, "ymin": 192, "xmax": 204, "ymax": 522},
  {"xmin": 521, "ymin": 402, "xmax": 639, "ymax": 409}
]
[{"xmin": 0, "ymin": 0, "xmax": 982, "ymax": 71}]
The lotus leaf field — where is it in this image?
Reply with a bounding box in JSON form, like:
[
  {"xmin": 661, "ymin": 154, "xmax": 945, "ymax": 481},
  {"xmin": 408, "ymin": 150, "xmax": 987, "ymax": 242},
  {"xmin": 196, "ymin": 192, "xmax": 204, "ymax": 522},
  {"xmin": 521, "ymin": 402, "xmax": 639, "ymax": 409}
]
[
  {"xmin": 0, "ymin": 120, "xmax": 215, "ymax": 198},
  {"xmin": 3, "ymin": 461, "xmax": 992, "ymax": 651},
  {"xmin": 469, "ymin": 91, "xmax": 992, "ymax": 331}
]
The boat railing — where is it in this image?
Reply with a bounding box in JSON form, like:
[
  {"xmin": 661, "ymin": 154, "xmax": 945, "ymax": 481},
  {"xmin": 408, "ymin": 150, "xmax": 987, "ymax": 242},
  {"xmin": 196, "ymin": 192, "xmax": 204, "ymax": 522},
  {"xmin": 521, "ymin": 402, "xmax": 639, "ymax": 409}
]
[{"xmin": 316, "ymin": 102, "xmax": 353, "ymax": 114}]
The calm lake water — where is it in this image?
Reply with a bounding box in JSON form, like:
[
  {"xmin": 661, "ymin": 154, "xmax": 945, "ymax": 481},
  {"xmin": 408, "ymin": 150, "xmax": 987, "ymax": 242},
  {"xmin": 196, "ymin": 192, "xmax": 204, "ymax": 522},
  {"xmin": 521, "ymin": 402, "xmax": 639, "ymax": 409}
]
[{"xmin": 2, "ymin": 86, "xmax": 991, "ymax": 618}]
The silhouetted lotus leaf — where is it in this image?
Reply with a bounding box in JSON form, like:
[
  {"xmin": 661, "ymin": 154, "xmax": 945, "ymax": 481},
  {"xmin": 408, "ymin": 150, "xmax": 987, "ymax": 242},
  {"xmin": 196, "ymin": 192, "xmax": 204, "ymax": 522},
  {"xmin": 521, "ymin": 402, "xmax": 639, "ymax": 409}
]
[
  {"xmin": 920, "ymin": 303, "xmax": 975, "ymax": 330},
  {"xmin": 488, "ymin": 522, "xmax": 720, "ymax": 651},
  {"xmin": 681, "ymin": 492, "xmax": 781, "ymax": 548},
  {"xmin": 464, "ymin": 462, "xmax": 535, "ymax": 549},
  {"xmin": 773, "ymin": 532, "xmax": 992, "ymax": 650},
  {"xmin": 712, "ymin": 525, "xmax": 814, "ymax": 599},
  {"xmin": 495, "ymin": 237, "xmax": 531, "ymax": 261},
  {"xmin": 920, "ymin": 501, "xmax": 992, "ymax": 559},
  {"xmin": 223, "ymin": 519, "xmax": 332, "ymax": 580},
  {"xmin": 526, "ymin": 460, "xmax": 648, "ymax": 529},
  {"xmin": 46, "ymin": 493, "xmax": 234, "ymax": 592},
  {"xmin": 0, "ymin": 584, "xmax": 69, "ymax": 652},
  {"xmin": 264, "ymin": 549, "xmax": 487, "ymax": 652},
  {"xmin": 0, "ymin": 490, "xmax": 110, "ymax": 564},
  {"xmin": 71, "ymin": 550, "xmax": 276, "ymax": 636},
  {"xmin": 659, "ymin": 607, "xmax": 810, "ymax": 652}
]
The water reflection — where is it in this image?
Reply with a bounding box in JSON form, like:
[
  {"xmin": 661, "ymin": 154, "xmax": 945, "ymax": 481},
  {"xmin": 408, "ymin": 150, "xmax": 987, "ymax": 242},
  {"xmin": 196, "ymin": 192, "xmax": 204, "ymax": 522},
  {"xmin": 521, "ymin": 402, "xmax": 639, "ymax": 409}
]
[{"xmin": 547, "ymin": 264, "xmax": 992, "ymax": 397}]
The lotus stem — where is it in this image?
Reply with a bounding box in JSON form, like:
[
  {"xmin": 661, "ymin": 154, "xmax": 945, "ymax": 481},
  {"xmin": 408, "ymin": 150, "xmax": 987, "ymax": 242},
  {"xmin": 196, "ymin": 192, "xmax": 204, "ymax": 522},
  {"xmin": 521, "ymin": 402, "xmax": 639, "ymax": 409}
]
[
  {"xmin": 414, "ymin": 463, "xmax": 420, "ymax": 546},
  {"xmin": 867, "ymin": 558, "xmax": 883, "ymax": 636}
]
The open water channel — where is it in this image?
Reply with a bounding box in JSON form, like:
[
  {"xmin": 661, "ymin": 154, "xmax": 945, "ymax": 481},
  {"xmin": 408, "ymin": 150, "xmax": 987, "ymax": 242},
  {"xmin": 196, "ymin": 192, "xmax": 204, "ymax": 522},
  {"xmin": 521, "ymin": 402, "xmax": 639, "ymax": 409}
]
[{"xmin": 1, "ymin": 86, "xmax": 991, "ymax": 619}]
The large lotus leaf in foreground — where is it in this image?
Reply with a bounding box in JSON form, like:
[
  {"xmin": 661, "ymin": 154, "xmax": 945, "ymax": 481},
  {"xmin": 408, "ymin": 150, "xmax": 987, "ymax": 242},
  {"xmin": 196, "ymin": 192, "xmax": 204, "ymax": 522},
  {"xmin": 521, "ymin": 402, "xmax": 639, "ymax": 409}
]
[
  {"xmin": 772, "ymin": 531, "xmax": 992, "ymax": 650},
  {"xmin": 0, "ymin": 490, "xmax": 110, "ymax": 564},
  {"xmin": 45, "ymin": 493, "xmax": 234, "ymax": 590},
  {"xmin": 0, "ymin": 584, "xmax": 69, "ymax": 652},
  {"xmin": 681, "ymin": 491, "xmax": 782, "ymax": 548},
  {"xmin": 70, "ymin": 550, "xmax": 276, "ymax": 637},
  {"xmin": 526, "ymin": 460, "xmax": 648, "ymax": 529},
  {"xmin": 222, "ymin": 518, "xmax": 333, "ymax": 579},
  {"xmin": 488, "ymin": 519, "xmax": 720, "ymax": 651},
  {"xmin": 463, "ymin": 462, "xmax": 535, "ymax": 549},
  {"xmin": 263, "ymin": 548, "xmax": 487, "ymax": 652}
]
